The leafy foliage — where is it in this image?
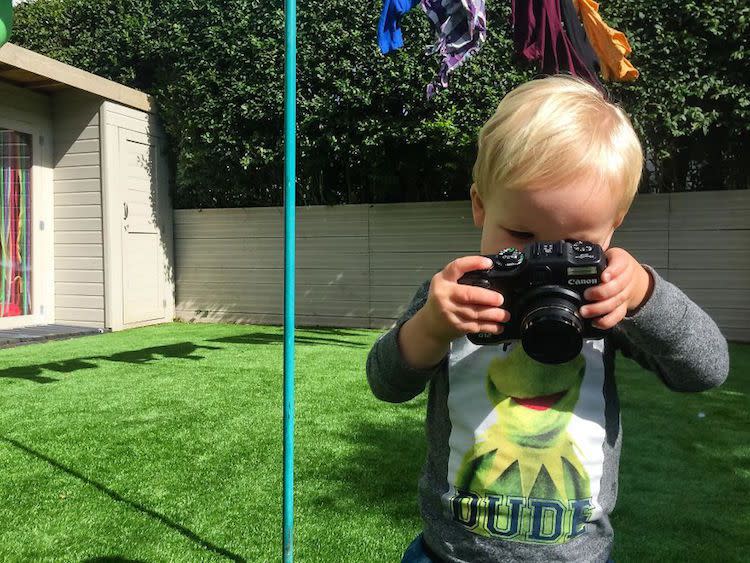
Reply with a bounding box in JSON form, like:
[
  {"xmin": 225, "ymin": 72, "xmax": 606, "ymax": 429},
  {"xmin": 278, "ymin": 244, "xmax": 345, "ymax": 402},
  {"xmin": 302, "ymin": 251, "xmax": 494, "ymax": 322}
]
[
  {"xmin": 604, "ymin": 1, "xmax": 750, "ymax": 192},
  {"xmin": 11, "ymin": 0, "xmax": 749, "ymax": 207}
]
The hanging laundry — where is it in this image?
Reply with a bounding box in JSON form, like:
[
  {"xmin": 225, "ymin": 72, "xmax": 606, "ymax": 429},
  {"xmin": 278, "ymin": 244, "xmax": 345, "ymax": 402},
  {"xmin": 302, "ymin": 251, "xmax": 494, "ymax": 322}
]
[
  {"xmin": 560, "ymin": 0, "xmax": 600, "ymax": 77},
  {"xmin": 378, "ymin": 0, "xmax": 487, "ymax": 98},
  {"xmin": 420, "ymin": 0, "xmax": 487, "ymax": 99},
  {"xmin": 574, "ymin": 0, "xmax": 638, "ymax": 81},
  {"xmin": 511, "ymin": 0, "xmax": 601, "ymax": 89},
  {"xmin": 378, "ymin": 0, "xmax": 421, "ymax": 54}
]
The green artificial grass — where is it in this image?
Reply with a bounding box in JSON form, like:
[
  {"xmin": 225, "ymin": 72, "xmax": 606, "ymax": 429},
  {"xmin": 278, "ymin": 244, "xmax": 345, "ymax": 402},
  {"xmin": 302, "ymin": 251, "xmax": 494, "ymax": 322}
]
[{"xmin": 0, "ymin": 323, "xmax": 747, "ymax": 561}]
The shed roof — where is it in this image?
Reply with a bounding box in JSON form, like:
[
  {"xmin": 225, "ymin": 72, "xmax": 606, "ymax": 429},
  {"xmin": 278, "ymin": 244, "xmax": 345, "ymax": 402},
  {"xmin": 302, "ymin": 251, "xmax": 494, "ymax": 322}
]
[{"xmin": 0, "ymin": 42, "xmax": 155, "ymax": 113}]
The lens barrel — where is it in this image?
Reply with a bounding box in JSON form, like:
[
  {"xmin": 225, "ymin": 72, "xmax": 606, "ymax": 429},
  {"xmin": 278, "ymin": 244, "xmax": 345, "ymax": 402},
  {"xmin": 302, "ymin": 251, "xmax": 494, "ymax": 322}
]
[{"xmin": 520, "ymin": 295, "xmax": 584, "ymax": 364}]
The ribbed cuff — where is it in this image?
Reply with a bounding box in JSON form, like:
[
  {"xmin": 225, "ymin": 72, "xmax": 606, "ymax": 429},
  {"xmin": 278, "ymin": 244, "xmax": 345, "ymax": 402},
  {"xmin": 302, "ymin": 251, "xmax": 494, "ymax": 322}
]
[{"xmin": 387, "ymin": 319, "xmax": 446, "ymax": 389}]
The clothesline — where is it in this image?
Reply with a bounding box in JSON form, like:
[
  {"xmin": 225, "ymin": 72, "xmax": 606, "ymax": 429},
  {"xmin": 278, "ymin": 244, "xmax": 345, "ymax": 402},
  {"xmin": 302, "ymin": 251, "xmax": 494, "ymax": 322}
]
[{"xmin": 378, "ymin": 0, "xmax": 638, "ymax": 99}]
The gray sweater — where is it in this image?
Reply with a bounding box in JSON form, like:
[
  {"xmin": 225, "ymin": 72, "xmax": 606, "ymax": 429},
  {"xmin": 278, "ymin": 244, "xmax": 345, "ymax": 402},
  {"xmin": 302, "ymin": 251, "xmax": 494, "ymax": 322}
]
[{"xmin": 366, "ymin": 265, "xmax": 729, "ymax": 562}]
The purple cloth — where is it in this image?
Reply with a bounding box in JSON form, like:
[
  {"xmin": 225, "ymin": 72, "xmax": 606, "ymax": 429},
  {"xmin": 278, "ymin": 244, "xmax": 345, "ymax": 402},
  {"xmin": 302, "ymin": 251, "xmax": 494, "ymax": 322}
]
[
  {"xmin": 511, "ymin": 0, "xmax": 600, "ymax": 88},
  {"xmin": 420, "ymin": 0, "xmax": 487, "ymax": 99}
]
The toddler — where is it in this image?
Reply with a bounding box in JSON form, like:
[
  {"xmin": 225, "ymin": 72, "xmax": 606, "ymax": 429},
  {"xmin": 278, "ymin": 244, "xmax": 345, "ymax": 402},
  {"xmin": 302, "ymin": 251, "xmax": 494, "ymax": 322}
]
[{"xmin": 366, "ymin": 75, "xmax": 730, "ymax": 562}]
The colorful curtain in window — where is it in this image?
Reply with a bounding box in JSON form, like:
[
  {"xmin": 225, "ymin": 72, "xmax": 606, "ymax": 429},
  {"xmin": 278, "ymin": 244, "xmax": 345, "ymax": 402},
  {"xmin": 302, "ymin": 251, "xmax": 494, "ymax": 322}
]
[{"xmin": 0, "ymin": 129, "xmax": 32, "ymax": 318}]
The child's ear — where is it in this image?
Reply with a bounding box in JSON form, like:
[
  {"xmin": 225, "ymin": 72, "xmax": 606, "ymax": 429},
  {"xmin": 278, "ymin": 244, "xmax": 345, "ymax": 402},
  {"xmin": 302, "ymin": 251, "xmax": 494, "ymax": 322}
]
[{"xmin": 470, "ymin": 184, "xmax": 485, "ymax": 228}]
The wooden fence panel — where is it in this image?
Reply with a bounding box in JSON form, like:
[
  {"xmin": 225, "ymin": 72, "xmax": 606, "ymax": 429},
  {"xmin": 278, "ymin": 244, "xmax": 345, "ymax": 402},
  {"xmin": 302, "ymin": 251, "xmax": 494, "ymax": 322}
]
[{"xmin": 174, "ymin": 190, "xmax": 750, "ymax": 341}]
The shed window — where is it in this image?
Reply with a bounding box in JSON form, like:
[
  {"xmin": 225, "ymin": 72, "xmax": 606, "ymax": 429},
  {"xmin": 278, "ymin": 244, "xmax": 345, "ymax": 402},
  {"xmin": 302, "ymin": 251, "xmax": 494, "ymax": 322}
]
[{"xmin": 0, "ymin": 129, "xmax": 32, "ymax": 318}]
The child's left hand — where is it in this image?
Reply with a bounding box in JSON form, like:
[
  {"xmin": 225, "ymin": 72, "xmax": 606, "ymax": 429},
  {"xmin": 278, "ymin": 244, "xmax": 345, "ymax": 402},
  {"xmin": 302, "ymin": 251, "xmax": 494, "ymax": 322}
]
[{"xmin": 579, "ymin": 247, "xmax": 655, "ymax": 330}]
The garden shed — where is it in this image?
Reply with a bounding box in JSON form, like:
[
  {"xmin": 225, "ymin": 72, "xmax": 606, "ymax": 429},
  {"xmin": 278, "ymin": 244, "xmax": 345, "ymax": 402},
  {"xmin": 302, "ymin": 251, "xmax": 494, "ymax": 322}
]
[{"xmin": 0, "ymin": 43, "xmax": 174, "ymax": 335}]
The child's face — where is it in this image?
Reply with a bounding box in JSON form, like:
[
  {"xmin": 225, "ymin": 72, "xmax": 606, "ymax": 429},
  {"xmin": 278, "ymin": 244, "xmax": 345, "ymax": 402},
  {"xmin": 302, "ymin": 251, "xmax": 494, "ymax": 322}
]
[{"xmin": 470, "ymin": 181, "xmax": 624, "ymax": 255}]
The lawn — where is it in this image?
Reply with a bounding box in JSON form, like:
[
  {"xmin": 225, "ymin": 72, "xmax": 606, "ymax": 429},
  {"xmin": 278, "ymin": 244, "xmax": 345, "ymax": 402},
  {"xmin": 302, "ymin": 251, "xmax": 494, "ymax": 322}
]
[{"xmin": 0, "ymin": 323, "xmax": 747, "ymax": 562}]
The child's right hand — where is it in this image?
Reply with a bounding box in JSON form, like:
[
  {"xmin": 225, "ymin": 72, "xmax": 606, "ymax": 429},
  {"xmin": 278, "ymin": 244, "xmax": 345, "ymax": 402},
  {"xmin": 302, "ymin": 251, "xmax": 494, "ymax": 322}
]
[{"xmin": 421, "ymin": 256, "xmax": 510, "ymax": 344}]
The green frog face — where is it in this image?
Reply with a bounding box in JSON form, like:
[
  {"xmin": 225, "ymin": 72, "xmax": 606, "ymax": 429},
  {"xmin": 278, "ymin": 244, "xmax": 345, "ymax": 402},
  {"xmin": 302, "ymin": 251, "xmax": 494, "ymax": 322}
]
[{"xmin": 486, "ymin": 345, "xmax": 585, "ymax": 448}]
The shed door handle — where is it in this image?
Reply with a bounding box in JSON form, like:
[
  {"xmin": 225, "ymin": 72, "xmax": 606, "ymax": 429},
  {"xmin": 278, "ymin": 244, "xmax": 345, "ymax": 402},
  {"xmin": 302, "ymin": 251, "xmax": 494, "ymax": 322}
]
[{"xmin": 123, "ymin": 202, "xmax": 129, "ymax": 220}]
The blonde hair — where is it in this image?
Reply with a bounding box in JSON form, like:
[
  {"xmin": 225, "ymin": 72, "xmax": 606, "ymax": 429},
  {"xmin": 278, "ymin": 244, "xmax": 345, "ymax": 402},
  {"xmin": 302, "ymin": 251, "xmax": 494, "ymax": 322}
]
[{"xmin": 472, "ymin": 75, "xmax": 644, "ymax": 215}]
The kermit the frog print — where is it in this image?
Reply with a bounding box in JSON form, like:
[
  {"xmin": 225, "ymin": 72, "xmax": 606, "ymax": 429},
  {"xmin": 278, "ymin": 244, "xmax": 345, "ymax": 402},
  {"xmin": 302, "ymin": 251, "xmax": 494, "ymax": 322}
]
[{"xmin": 445, "ymin": 339, "xmax": 608, "ymax": 544}]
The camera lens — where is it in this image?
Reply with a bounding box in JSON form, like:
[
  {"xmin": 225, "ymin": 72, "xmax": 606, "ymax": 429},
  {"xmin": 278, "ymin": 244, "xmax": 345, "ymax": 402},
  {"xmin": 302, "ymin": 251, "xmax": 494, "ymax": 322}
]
[{"xmin": 520, "ymin": 295, "xmax": 583, "ymax": 364}]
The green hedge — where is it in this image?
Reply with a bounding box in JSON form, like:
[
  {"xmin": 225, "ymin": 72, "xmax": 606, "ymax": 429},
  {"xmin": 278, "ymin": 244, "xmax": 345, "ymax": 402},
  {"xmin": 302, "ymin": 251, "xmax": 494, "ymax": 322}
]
[{"xmin": 11, "ymin": 0, "xmax": 749, "ymax": 208}]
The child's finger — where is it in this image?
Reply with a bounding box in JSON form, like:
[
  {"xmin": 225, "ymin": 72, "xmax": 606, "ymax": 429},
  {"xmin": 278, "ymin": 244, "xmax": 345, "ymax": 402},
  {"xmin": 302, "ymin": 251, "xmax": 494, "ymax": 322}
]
[
  {"xmin": 584, "ymin": 273, "xmax": 626, "ymax": 302},
  {"xmin": 456, "ymin": 317, "xmax": 506, "ymax": 335},
  {"xmin": 454, "ymin": 304, "xmax": 510, "ymax": 324},
  {"xmin": 580, "ymin": 291, "xmax": 628, "ymax": 318},
  {"xmin": 601, "ymin": 249, "xmax": 629, "ymax": 283},
  {"xmin": 600, "ymin": 261, "xmax": 623, "ymax": 283},
  {"xmin": 454, "ymin": 284, "xmax": 504, "ymax": 308},
  {"xmin": 444, "ymin": 255, "xmax": 494, "ymax": 283},
  {"xmin": 592, "ymin": 303, "xmax": 628, "ymax": 329}
]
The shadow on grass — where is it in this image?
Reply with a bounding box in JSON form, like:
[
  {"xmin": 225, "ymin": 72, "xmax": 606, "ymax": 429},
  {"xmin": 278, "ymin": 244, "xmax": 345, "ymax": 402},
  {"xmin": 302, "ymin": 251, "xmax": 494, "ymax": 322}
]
[
  {"xmin": 105, "ymin": 343, "xmax": 223, "ymax": 364},
  {"xmin": 303, "ymin": 413, "xmax": 427, "ymax": 525},
  {"xmin": 3, "ymin": 326, "xmax": 375, "ymax": 384},
  {"xmin": 208, "ymin": 331, "xmax": 366, "ymax": 348},
  {"xmin": 0, "ymin": 342, "xmax": 223, "ymax": 384},
  {"xmin": 1, "ymin": 435, "xmax": 245, "ymax": 562}
]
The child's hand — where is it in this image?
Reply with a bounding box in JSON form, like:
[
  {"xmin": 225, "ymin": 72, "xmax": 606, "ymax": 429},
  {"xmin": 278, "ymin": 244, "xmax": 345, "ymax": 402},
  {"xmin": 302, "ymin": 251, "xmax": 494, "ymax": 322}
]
[
  {"xmin": 579, "ymin": 247, "xmax": 654, "ymax": 330},
  {"xmin": 422, "ymin": 256, "xmax": 510, "ymax": 343}
]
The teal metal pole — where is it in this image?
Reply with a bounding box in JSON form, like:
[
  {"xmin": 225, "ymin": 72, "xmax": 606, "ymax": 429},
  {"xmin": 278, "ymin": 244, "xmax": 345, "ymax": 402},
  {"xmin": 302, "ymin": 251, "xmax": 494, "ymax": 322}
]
[{"xmin": 282, "ymin": 0, "xmax": 296, "ymax": 559}]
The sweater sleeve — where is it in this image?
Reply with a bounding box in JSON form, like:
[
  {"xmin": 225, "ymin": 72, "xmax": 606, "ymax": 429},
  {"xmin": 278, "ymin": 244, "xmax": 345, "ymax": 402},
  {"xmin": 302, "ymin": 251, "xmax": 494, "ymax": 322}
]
[
  {"xmin": 366, "ymin": 280, "xmax": 448, "ymax": 403},
  {"xmin": 610, "ymin": 265, "xmax": 730, "ymax": 392}
]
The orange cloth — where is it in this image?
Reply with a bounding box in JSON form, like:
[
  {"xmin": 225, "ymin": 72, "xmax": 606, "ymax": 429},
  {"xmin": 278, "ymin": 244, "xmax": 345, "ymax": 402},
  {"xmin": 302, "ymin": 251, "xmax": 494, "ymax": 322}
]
[{"xmin": 573, "ymin": 0, "xmax": 639, "ymax": 81}]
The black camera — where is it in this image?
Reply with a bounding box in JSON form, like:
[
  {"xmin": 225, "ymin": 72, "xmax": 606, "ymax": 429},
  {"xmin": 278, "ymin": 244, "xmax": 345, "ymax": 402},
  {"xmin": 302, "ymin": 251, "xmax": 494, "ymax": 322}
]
[{"xmin": 457, "ymin": 240, "xmax": 609, "ymax": 364}]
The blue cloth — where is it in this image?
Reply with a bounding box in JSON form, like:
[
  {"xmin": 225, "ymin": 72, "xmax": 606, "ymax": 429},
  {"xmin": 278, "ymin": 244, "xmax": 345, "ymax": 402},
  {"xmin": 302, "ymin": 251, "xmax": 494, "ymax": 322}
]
[
  {"xmin": 378, "ymin": 0, "xmax": 420, "ymax": 54},
  {"xmin": 401, "ymin": 534, "xmax": 438, "ymax": 563}
]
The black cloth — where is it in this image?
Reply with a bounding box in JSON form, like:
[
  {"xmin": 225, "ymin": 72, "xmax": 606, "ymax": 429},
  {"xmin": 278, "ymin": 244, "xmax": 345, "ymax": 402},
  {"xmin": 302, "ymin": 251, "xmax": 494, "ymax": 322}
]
[
  {"xmin": 560, "ymin": 0, "xmax": 601, "ymax": 75},
  {"xmin": 511, "ymin": 0, "xmax": 603, "ymax": 92}
]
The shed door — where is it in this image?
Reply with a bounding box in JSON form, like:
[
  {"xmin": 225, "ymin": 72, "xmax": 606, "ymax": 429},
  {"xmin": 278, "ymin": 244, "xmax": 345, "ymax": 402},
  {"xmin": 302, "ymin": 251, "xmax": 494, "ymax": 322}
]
[
  {"xmin": 118, "ymin": 129, "xmax": 164, "ymax": 324},
  {"xmin": 0, "ymin": 128, "xmax": 35, "ymax": 329}
]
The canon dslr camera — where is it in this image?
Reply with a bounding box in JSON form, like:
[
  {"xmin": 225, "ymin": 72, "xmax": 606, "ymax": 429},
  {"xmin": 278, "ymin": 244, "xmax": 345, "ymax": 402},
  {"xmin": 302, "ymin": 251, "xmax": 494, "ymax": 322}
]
[{"xmin": 457, "ymin": 240, "xmax": 608, "ymax": 364}]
